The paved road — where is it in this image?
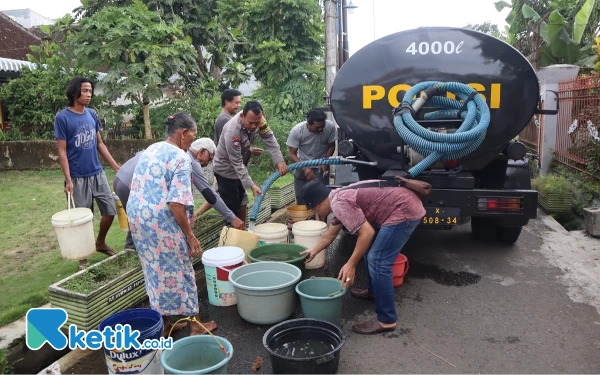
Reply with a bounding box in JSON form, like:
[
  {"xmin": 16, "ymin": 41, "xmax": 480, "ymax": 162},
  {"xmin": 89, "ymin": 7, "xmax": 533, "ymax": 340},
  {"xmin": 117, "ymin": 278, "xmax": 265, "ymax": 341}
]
[{"xmin": 64, "ymin": 210, "xmax": 600, "ymax": 374}]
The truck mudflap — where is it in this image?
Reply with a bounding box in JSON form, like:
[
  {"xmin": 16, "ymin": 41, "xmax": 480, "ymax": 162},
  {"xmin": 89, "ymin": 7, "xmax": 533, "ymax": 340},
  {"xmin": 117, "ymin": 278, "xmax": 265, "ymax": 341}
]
[{"xmin": 420, "ymin": 188, "xmax": 538, "ymax": 228}]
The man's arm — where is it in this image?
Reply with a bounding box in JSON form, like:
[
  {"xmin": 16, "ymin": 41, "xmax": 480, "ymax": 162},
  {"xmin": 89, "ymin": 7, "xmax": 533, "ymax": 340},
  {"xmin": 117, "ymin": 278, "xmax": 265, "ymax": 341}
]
[
  {"xmin": 225, "ymin": 128, "xmax": 255, "ymax": 190},
  {"xmin": 54, "ymin": 115, "xmax": 72, "ymax": 193},
  {"xmin": 258, "ymin": 118, "xmax": 285, "ymax": 165},
  {"xmin": 339, "ymin": 220, "xmax": 376, "ymax": 287},
  {"xmin": 301, "ymin": 224, "xmax": 342, "ymax": 262},
  {"xmin": 325, "ymin": 142, "xmax": 336, "ymax": 158},
  {"xmin": 288, "ymin": 146, "xmax": 301, "ymax": 164},
  {"xmin": 190, "ymin": 158, "xmax": 238, "ymax": 223},
  {"xmin": 57, "ymin": 140, "xmax": 72, "ymax": 193},
  {"xmin": 97, "ymin": 133, "xmax": 120, "ymax": 172},
  {"xmin": 318, "ymin": 142, "xmax": 336, "ymax": 175}
]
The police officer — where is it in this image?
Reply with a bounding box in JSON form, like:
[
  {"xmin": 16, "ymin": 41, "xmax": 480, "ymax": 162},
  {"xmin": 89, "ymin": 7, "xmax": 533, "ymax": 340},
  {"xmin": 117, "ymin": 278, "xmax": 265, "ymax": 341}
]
[{"xmin": 212, "ymin": 100, "xmax": 288, "ymax": 223}]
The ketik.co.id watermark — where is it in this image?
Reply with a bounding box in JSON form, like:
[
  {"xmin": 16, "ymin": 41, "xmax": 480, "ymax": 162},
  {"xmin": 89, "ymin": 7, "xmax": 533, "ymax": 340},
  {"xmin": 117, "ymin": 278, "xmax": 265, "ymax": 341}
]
[{"xmin": 26, "ymin": 307, "xmax": 172, "ymax": 351}]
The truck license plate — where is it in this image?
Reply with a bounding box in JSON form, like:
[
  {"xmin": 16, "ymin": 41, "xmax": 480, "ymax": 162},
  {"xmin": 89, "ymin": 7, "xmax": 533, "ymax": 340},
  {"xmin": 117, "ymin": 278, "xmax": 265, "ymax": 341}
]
[{"xmin": 421, "ymin": 207, "xmax": 460, "ymax": 225}]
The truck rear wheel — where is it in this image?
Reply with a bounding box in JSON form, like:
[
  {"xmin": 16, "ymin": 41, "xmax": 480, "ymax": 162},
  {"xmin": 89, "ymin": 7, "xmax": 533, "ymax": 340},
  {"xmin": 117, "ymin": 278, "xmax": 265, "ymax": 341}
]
[
  {"xmin": 496, "ymin": 226, "xmax": 522, "ymax": 243},
  {"xmin": 470, "ymin": 217, "xmax": 497, "ymax": 241},
  {"xmin": 471, "ymin": 218, "xmax": 523, "ymax": 243}
]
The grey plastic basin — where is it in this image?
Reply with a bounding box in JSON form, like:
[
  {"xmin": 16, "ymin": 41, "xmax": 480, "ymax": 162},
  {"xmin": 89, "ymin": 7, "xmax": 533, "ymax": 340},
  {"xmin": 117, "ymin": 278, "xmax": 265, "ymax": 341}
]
[{"xmin": 228, "ymin": 261, "xmax": 302, "ymax": 325}]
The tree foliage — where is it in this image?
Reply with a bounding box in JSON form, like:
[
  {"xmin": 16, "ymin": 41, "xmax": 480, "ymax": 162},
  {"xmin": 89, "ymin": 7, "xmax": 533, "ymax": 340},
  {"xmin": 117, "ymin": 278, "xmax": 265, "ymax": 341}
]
[
  {"xmin": 465, "ymin": 22, "xmax": 509, "ymax": 41},
  {"xmin": 74, "ymin": 0, "xmax": 248, "ymax": 87},
  {"xmin": 0, "ymin": 17, "xmax": 98, "ymax": 139},
  {"xmin": 1, "ymin": 0, "xmax": 327, "ymax": 140},
  {"xmin": 495, "ymin": 0, "xmax": 600, "ymax": 66},
  {"xmin": 220, "ymin": 0, "xmax": 326, "ymax": 121},
  {"xmin": 73, "ymin": 0, "xmax": 199, "ymax": 139}
]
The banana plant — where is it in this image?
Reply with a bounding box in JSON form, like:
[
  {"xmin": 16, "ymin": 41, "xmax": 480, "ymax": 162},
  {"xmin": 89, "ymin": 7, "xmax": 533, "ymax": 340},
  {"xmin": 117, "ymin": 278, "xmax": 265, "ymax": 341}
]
[{"xmin": 495, "ymin": 0, "xmax": 598, "ymax": 67}]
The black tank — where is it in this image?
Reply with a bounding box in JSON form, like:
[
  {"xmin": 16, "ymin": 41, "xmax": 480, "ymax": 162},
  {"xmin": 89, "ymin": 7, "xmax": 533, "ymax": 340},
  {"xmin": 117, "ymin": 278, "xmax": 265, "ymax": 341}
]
[{"xmin": 330, "ymin": 27, "xmax": 539, "ymax": 171}]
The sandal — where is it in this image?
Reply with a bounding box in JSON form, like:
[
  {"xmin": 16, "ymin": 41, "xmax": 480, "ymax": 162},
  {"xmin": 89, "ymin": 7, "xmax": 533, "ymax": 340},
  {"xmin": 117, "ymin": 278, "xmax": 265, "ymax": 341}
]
[
  {"xmin": 97, "ymin": 248, "xmax": 117, "ymax": 256},
  {"xmin": 352, "ymin": 318, "xmax": 396, "ymax": 335}
]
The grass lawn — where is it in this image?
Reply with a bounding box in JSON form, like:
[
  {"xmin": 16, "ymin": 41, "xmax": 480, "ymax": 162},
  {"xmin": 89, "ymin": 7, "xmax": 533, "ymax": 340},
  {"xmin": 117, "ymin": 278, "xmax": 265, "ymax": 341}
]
[
  {"xmin": 0, "ymin": 168, "xmax": 127, "ymax": 327},
  {"xmin": 0, "ymin": 165, "xmax": 293, "ymax": 327}
]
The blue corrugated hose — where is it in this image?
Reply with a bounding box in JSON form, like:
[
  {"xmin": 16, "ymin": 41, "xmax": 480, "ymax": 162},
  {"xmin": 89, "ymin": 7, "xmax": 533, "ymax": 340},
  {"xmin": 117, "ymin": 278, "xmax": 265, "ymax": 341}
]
[
  {"xmin": 249, "ymin": 158, "xmax": 344, "ymax": 223},
  {"xmin": 393, "ymin": 81, "xmax": 491, "ymax": 177}
]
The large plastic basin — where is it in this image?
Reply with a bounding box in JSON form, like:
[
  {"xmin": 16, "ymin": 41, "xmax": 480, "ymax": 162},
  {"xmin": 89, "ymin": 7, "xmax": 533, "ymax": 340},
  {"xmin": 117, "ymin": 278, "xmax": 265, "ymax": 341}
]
[{"xmin": 228, "ymin": 262, "xmax": 301, "ymax": 325}]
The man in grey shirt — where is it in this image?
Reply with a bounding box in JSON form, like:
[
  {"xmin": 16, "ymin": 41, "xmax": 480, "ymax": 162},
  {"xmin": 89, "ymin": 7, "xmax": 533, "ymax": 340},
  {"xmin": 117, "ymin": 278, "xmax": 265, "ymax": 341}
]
[
  {"xmin": 113, "ymin": 138, "xmax": 244, "ymax": 250},
  {"xmin": 214, "ymin": 89, "xmax": 242, "ymax": 146},
  {"xmin": 286, "ymin": 109, "xmax": 337, "ymax": 207},
  {"xmin": 213, "ymin": 100, "xmax": 288, "ymax": 223}
]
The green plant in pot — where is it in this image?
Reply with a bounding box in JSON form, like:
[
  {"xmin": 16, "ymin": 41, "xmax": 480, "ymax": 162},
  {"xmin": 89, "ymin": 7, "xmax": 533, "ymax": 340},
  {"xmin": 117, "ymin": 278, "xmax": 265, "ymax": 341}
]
[
  {"xmin": 532, "ymin": 174, "xmax": 574, "ymax": 214},
  {"xmin": 48, "ymin": 250, "xmax": 146, "ymax": 332}
]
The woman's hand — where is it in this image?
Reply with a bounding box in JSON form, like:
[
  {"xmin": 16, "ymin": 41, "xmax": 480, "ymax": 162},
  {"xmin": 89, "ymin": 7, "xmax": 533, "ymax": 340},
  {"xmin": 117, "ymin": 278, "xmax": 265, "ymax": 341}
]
[
  {"xmin": 338, "ymin": 262, "xmax": 356, "ymax": 288},
  {"xmin": 187, "ymin": 234, "xmax": 202, "ymax": 258}
]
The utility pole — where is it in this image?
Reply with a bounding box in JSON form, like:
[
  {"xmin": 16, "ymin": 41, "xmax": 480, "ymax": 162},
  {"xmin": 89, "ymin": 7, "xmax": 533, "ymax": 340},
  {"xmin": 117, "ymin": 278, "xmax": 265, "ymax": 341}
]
[
  {"xmin": 325, "ymin": 0, "xmax": 337, "ymax": 99},
  {"xmin": 324, "ymin": 0, "xmax": 340, "ymax": 178},
  {"xmin": 337, "ymin": 0, "xmax": 344, "ymax": 69}
]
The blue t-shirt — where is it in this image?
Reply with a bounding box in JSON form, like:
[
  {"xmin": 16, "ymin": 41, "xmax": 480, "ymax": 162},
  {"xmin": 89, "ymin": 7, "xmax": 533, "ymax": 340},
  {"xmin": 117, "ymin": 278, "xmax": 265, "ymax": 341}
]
[{"xmin": 54, "ymin": 108, "xmax": 103, "ymax": 178}]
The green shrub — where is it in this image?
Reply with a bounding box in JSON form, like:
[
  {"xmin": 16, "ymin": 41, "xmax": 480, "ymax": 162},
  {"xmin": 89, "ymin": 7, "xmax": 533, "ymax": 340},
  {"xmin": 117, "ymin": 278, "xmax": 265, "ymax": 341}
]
[
  {"xmin": 60, "ymin": 251, "xmax": 140, "ymax": 294},
  {"xmin": 0, "ymin": 348, "xmax": 11, "ymax": 374},
  {"xmin": 532, "ymin": 174, "xmax": 573, "ymax": 197}
]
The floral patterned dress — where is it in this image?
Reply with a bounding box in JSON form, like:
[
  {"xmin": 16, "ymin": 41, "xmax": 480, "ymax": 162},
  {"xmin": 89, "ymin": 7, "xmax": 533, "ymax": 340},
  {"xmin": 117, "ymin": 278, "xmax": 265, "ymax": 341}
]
[{"xmin": 126, "ymin": 141, "xmax": 198, "ymax": 316}]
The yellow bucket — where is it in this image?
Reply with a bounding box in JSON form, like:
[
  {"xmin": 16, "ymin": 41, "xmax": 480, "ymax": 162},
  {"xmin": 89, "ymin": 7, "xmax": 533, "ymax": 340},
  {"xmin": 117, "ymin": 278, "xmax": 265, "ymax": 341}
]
[
  {"xmin": 286, "ymin": 205, "xmax": 315, "ymax": 240},
  {"xmin": 218, "ymin": 226, "xmax": 259, "ymax": 263},
  {"xmin": 287, "ymin": 205, "xmax": 315, "ymax": 229},
  {"xmin": 113, "ymin": 192, "xmax": 129, "ymax": 233}
]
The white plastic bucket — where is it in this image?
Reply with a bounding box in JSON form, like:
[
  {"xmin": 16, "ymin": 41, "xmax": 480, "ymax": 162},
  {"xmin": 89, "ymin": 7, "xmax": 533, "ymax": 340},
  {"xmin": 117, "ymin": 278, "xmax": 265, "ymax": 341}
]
[
  {"xmin": 51, "ymin": 194, "xmax": 96, "ymax": 261},
  {"xmin": 201, "ymin": 246, "xmax": 246, "ymax": 307},
  {"xmin": 252, "ymin": 223, "xmax": 289, "ymax": 244},
  {"xmin": 293, "ymin": 220, "xmax": 328, "ymax": 269}
]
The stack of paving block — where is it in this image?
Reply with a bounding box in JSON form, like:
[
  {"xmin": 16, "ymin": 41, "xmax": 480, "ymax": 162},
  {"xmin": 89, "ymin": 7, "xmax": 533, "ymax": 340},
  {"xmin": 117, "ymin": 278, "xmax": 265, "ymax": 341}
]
[
  {"xmin": 268, "ymin": 180, "xmax": 296, "ymax": 210},
  {"xmin": 193, "ymin": 214, "xmax": 227, "ymax": 264},
  {"xmin": 246, "ymin": 193, "xmax": 272, "ymax": 226}
]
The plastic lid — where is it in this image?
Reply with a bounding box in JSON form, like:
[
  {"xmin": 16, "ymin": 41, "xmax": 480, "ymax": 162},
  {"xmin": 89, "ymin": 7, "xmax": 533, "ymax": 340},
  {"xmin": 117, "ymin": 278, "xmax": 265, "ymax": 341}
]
[
  {"xmin": 253, "ymin": 223, "xmax": 288, "ymax": 234},
  {"xmin": 292, "ymin": 220, "xmax": 327, "ymax": 232},
  {"xmin": 51, "ymin": 208, "xmax": 94, "ymax": 228},
  {"xmin": 202, "ymin": 246, "xmax": 245, "ymax": 267}
]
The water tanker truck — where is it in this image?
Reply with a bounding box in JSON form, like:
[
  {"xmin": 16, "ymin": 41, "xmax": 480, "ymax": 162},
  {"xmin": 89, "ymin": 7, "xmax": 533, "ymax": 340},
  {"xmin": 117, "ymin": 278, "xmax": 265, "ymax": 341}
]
[{"xmin": 327, "ymin": 27, "xmax": 558, "ymax": 243}]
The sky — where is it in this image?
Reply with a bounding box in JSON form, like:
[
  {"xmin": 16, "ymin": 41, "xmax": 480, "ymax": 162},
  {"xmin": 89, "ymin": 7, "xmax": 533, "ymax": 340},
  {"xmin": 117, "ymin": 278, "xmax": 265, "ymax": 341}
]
[
  {"xmin": 0, "ymin": 0, "xmax": 511, "ymax": 56},
  {"xmin": 345, "ymin": 0, "xmax": 511, "ymax": 55}
]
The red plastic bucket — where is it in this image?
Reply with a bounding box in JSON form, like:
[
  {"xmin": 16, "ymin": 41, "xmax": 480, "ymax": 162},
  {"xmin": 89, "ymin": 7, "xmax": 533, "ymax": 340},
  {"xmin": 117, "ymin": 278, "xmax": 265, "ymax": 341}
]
[{"xmin": 392, "ymin": 254, "xmax": 409, "ymax": 288}]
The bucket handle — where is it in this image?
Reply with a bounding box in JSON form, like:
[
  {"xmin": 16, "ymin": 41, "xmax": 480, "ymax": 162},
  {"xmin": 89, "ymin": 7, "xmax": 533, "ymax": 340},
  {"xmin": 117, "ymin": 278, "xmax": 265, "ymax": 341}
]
[
  {"xmin": 400, "ymin": 258, "xmax": 409, "ymax": 278},
  {"xmin": 328, "ymin": 289, "xmax": 345, "ymax": 298},
  {"xmin": 67, "ymin": 192, "xmax": 76, "ymax": 221},
  {"xmin": 215, "ymin": 260, "xmax": 248, "ymax": 274}
]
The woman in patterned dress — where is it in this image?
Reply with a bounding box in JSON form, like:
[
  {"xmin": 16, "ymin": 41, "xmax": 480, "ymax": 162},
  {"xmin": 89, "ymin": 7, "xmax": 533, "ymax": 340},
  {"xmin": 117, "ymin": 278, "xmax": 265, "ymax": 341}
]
[{"xmin": 127, "ymin": 113, "xmax": 217, "ymax": 337}]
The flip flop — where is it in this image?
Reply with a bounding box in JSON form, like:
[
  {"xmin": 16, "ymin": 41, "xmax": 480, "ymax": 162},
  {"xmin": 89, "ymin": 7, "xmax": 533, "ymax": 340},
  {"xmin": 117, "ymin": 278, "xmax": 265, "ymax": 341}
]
[{"xmin": 97, "ymin": 248, "xmax": 117, "ymax": 256}]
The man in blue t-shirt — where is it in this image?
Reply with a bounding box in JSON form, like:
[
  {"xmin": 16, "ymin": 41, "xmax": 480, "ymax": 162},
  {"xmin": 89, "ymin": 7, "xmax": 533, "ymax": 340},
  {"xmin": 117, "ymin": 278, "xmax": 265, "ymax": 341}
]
[{"xmin": 54, "ymin": 77, "xmax": 121, "ymax": 269}]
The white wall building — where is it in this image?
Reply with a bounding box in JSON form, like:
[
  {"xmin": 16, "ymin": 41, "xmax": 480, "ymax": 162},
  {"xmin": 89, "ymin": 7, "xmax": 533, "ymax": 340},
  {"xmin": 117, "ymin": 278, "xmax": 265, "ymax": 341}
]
[{"xmin": 0, "ymin": 8, "xmax": 55, "ymax": 29}]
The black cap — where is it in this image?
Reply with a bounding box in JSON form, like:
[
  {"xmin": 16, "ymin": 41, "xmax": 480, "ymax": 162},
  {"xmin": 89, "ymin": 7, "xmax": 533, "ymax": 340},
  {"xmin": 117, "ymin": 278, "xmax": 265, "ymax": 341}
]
[{"xmin": 302, "ymin": 180, "xmax": 332, "ymax": 209}]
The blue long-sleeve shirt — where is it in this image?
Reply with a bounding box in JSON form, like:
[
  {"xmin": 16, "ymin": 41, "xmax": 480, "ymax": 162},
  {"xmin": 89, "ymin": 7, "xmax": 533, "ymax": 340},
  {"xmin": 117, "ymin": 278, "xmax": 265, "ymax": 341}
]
[{"xmin": 115, "ymin": 149, "xmax": 237, "ymax": 223}]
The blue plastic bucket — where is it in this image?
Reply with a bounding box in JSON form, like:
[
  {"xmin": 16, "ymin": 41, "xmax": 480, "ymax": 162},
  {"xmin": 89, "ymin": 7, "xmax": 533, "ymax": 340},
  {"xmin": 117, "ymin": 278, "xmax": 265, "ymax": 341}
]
[
  {"xmin": 160, "ymin": 335, "xmax": 234, "ymax": 374},
  {"xmin": 98, "ymin": 308, "xmax": 164, "ymax": 374}
]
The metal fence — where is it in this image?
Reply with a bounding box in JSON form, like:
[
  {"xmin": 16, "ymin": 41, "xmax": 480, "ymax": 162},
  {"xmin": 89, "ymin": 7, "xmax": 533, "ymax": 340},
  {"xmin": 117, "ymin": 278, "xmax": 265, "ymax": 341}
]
[
  {"xmin": 554, "ymin": 75, "xmax": 600, "ymax": 179},
  {"xmin": 519, "ymin": 115, "xmax": 540, "ymax": 154}
]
